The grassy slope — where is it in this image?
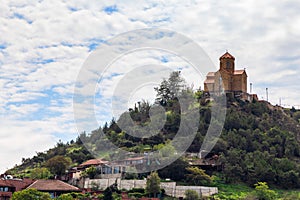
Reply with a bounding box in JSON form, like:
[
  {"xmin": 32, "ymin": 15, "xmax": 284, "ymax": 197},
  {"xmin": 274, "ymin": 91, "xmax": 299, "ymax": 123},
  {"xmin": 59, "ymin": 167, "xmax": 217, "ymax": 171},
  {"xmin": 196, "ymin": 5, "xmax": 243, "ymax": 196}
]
[{"xmin": 214, "ymin": 182, "xmax": 300, "ymax": 200}]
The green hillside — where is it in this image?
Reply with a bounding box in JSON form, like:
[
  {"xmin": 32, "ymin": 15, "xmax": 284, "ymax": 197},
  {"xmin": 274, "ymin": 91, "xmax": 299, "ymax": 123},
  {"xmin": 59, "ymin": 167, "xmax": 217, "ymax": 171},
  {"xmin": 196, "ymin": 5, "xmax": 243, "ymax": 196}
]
[{"xmin": 6, "ymin": 71, "xmax": 300, "ymax": 190}]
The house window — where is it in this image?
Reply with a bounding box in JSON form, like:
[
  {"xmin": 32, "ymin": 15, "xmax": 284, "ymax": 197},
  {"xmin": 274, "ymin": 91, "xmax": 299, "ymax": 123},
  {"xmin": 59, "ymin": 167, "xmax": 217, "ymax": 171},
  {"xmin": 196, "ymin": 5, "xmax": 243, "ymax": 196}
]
[
  {"xmin": 106, "ymin": 166, "xmax": 112, "ymax": 174},
  {"xmin": 114, "ymin": 167, "xmax": 120, "ymax": 174},
  {"xmin": 49, "ymin": 192, "xmax": 55, "ymax": 198}
]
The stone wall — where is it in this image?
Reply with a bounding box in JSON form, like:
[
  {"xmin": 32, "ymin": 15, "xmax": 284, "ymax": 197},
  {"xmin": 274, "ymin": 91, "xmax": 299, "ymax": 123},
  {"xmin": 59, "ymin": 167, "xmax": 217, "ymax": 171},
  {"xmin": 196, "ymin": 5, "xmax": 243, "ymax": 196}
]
[
  {"xmin": 174, "ymin": 185, "xmax": 218, "ymax": 198},
  {"xmin": 84, "ymin": 178, "xmax": 218, "ymax": 198},
  {"xmin": 160, "ymin": 182, "xmax": 176, "ymax": 197}
]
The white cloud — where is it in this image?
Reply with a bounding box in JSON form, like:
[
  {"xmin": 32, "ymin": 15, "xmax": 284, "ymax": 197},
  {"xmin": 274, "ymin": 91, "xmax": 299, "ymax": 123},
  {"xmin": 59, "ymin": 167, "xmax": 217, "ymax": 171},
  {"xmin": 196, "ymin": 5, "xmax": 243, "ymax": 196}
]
[{"xmin": 0, "ymin": 119, "xmax": 57, "ymax": 172}]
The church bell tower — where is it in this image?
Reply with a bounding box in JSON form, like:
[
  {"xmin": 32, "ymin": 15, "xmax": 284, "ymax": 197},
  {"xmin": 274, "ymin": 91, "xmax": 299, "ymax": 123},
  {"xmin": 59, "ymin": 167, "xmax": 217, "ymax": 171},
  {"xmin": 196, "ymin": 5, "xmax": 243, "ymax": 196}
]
[{"xmin": 219, "ymin": 51, "xmax": 235, "ymax": 74}]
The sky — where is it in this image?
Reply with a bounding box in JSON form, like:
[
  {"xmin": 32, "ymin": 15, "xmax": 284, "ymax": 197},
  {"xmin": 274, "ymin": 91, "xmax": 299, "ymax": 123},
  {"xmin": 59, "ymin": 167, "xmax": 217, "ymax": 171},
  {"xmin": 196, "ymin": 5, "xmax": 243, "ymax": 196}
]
[{"xmin": 1, "ymin": 0, "xmax": 300, "ymax": 173}]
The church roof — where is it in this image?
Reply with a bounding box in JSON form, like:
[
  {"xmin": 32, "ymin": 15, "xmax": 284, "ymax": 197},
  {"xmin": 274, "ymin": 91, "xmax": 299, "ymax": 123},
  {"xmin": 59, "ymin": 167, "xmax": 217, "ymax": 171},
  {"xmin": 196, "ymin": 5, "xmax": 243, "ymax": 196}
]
[
  {"xmin": 234, "ymin": 69, "xmax": 246, "ymax": 75},
  {"xmin": 204, "ymin": 79, "xmax": 215, "ymax": 84},
  {"xmin": 206, "ymin": 72, "xmax": 215, "ymax": 77},
  {"xmin": 204, "ymin": 71, "xmax": 216, "ymax": 84},
  {"xmin": 219, "ymin": 52, "xmax": 235, "ymax": 60}
]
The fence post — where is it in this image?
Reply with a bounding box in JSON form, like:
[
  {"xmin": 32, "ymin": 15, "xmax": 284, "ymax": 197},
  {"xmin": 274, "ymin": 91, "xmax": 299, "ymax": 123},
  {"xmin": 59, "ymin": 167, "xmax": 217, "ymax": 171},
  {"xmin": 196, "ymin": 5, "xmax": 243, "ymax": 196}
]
[{"xmin": 200, "ymin": 187, "xmax": 202, "ymax": 198}]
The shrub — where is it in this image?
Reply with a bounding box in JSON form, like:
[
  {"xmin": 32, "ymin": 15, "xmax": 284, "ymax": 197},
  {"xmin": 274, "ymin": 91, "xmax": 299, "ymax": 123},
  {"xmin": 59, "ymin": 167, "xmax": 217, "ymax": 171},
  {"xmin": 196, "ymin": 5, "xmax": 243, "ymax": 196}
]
[
  {"xmin": 128, "ymin": 192, "xmax": 144, "ymax": 198},
  {"xmin": 254, "ymin": 182, "xmax": 277, "ymax": 200},
  {"xmin": 184, "ymin": 189, "xmax": 200, "ymax": 200}
]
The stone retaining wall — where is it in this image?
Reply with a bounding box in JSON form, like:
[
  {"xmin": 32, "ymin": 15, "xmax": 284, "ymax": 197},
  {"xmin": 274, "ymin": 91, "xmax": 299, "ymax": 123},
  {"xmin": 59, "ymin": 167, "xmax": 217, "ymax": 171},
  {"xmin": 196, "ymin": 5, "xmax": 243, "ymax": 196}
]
[{"xmin": 84, "ymin": 178, "xmax": 218, "ymax": 198}]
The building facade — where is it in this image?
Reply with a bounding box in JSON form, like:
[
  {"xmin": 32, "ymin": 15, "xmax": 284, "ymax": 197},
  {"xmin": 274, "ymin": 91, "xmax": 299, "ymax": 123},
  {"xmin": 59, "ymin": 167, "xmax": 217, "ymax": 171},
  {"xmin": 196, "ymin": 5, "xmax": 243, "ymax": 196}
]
[{"xmin": 204, "ymin": 52, "xmax": 247, "ymax": 96}]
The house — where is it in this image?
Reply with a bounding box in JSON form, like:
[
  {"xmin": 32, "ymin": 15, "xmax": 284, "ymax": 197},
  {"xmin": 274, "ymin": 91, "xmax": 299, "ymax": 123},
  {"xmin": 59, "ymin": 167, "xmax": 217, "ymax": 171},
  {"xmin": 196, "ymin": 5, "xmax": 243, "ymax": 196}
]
[
  {"xmin": 27, "ymin": 179, "xmax": 80, "ymax": 198},
  {"xmin": 0, "ymin": 180, "xmax": 14, "ymax": 200},
  {"xmin": 0, "ymin": 178, "xmax": 34, "ymax": 200},
  {"xmin": 204, "ymin": 52, "xmax": 247, "ymax": 97},
  {"xmin": 79, "ymin": 159, "xmax": 109, "ymax": 169},
  {"xmin": 109, "ymin": 156, "xmax": 147, "ymax": 173},
  {"xmin": 5, "ymin": 178, "xmax": 34, "ymax": 191},
  {"xmin": 69, "ymin": 158, "xmax": 126, "ymax": 180},
  {"xmin": 73, "ymin": 156, "xmax": 147, "ymax": 180},
  {"xmin": 122, "ymin": 157, "xmax": 145, "ymax": 166}
]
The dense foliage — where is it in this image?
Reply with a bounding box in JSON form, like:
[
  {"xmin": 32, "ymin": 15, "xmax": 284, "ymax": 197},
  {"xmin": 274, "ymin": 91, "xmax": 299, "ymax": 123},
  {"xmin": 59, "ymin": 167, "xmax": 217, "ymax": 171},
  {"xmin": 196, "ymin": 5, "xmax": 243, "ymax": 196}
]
[
  {"xmin": 6, "ymin": 71, "xmax": 300, "ymax": 190},
  {"xmin": 218, "ymin": 102, "xmax": 300, "ymax": 188},
  {"xmin": 12, "ymin": 188, "xmax": 51, "ymax": 200}
]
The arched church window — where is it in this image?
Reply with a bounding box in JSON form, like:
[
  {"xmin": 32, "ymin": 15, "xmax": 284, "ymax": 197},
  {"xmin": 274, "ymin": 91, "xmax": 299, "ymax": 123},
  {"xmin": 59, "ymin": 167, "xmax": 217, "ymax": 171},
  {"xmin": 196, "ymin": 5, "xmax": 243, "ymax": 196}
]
[{"xmin": 226, "ymin": 61, "xmax": 231, "ymax": 69}]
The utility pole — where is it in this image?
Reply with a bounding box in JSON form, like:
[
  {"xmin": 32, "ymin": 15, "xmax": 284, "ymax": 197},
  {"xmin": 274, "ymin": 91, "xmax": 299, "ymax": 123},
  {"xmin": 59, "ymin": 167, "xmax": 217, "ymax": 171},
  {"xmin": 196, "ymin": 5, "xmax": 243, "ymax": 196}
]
[
  {"xmin": 266, "ymin": 88, "xmax": 268, "ymax": 102},
  {"xmin": 250, "ymin": 83, "xmax": 252, "ymax": 94},
  {"xmin": 279, "ymin": 98, "xmax": 281, "ymax": 106}
]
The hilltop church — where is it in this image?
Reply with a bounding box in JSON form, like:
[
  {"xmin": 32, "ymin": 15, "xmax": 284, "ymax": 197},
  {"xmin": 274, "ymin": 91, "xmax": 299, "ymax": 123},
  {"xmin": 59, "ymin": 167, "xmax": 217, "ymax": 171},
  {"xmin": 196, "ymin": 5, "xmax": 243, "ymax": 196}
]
[{"xmin": 204, "ymin": 52, "xmax": 248, "ymax": 97}]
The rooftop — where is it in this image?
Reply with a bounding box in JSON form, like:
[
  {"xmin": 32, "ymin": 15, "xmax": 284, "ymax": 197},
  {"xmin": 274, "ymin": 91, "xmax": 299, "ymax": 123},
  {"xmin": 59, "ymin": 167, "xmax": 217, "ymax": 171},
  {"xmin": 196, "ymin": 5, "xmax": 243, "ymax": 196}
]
[
  {"xmin": 219, "ymin": 51, "xmax": 235, "ymax": 60},
  {"xmin": 27, "ymin": 180, "xmax": 80, "ymax": 192},
  {"xmin": 234, "ymin": 69, "xmax": 246, "ymax": 75},
  {"xmin": 0, "ymin": 180, "xmax": 14, "ymax": 187},
  {"xmin": 79, "ymin": 159, "xmax": 108, "ymax": 167}
]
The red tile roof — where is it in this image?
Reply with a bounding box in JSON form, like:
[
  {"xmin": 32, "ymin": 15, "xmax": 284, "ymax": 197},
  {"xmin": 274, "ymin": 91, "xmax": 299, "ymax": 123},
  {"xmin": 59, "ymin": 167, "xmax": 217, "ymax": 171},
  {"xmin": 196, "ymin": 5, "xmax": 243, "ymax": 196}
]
[
  {"xmin": 206, "ymin": 72, "xmax": 215, "ymax": 77},
  {"xmin": 5, "ymin": 179, "xmax": 34, "ymax": 191},
  {"xmin": 219, "ymin": 52, "xmax": 235, "ymax": 60},
  {"xmin": 124, "ymin": 157, "xmax": 145, "ymax": 161},
  {"xmin": 204, "ymin": 79, "xmax": 215, "ymax": 84},
  {"xmin": 0, "ymin": 180, "xmax": 14, "ymax": 187},
  {"xmin": 27, "ymin": 180, "xmax": 80, "ymax": 192},
  {"xmin": 234, "ymin": 69, "xmax": 246, "ymax": 75},
  {"xmin": 80, "ymin": 159, "xmax": 108, "ymax": 167}
]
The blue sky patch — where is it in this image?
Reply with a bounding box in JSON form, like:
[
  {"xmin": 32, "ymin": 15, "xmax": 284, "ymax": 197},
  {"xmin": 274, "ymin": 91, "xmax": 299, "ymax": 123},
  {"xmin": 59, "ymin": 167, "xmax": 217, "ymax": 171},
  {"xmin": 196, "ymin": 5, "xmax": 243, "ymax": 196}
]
[
  {"xmin": 160, "ymin": 56, "xmax": 169, "ymax": 63},
  {"xmin": 8, "ymin": 89, "xmax": 69, "ymax": 121},
  {"xmin": 88, "ymin": 43, "xmax": 99, "ymax": 51},
  {"xmin": 88, "ymin": 39, "xmax": 105, "ymax": 51},
  {"xmin": 13, "ymin": 13, "xmax": 32, "ymax": 24},
  {"xmin": 153, "ymin": 17, "xmax": 170, "ymax": 23},
  {"xmin": 61, "ymin": 42, "xmax": 74, "ymax": 47},
  {"xmin": 13, "ymin": 13, "xmax": 25, "ymax": 19},
  {"xmin": 0, "ymin": 44, "xmax": 6, "ymax": 49},
  {"xmin": 103, "ymin": 5, "xmax": 118, "ymax": 14},
  {"xmin": 68, "ymin": 7, "xmax": 78, "ymax": 12},
  {"xmin": 107, "ymin": 72, "xmax": 122, "ymax": 79},
  {"xmin": 29, "ymin": 58, "xmax": 55, "ymax": 65},
  {"xmin": 38, "ymin": 44, "xmax": 58, "ymax": 49},
  {"xmin": 143, "ymin": 3, "xmax": 158, "ymax": 11}
]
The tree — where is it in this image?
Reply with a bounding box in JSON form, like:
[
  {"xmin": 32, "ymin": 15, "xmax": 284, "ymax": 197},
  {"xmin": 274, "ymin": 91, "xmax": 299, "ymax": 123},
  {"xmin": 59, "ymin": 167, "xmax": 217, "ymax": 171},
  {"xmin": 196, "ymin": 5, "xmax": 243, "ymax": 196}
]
[
  {"xmin": 56, "ymin": 193, "xmax": 74, "ymax": 200},
  {"xmin": 81, "ymin": 166, "xmax": 98, "ymax": 179},
  {"xmin": 59, "ymin": 192, "xmax": 85, "ymax": 199},
  {"xmin": 184, "ymin": 189, "xmax": 200, "ymax": 200},
  {"xmin": 12, "ymin": 188, "xmax": 51, "ymax": 200},
  {"xmin": 146, "ymin": 171, "xmax": 161, "ymax": 197},
  {"xmin": 158, "ymin": 157, "xmax": 188, "ymax": 181},
  {"xmin": 45, "ymin": 155, "xmax": 72, "ymax": 176},
  {"xmin": 155, "ymin": 141, "xmax": 176, "ymax": 158},
  {"xmin": 124, "ymin": 166, "xmax": 138, "ymax": 179},
  {"xmin": 103, "ymin": 181, "xmax": 120, "ymax": 200},
  {"xmin": 30, "ymin": 167, "xmax": 52, "ymax": 179},
  {"xmin": 254, "ymin": 182, "xmax": 277, "ymax": 200},
  {"xmin": 185, "ymin": 167, "xmax": 212, "ymax": 185},
  {"xmin": 154, "ymin": 71, "xmax": 186, "ymax": 105},
  {"xmin": 293, "ymin": 111, "xmax": 300, "ymax": 122}
]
